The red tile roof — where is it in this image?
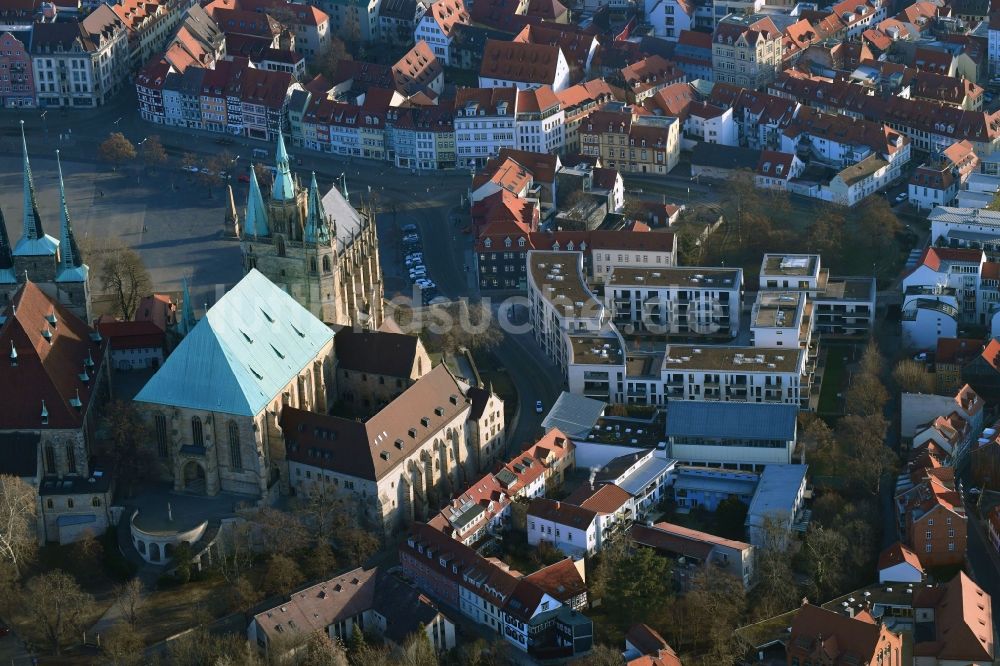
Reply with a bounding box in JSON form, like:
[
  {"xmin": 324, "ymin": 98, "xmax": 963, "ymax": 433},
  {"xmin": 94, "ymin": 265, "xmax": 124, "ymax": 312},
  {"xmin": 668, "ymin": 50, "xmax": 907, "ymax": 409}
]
[
  {"xmin": 522, "ymin": 557, "xmax": 586, "ymax": 604},
  {"xmin": 877, "ymin": 541, "xmax": 925, "ymax": 574},
  {"xmin": 912, "ymin": 572, "xmax": 994, "ymax": 662},
  {"xmin": 626, "ymin": 623, "xmax": 671, "ymax": 655},
  {"xmin": 96, "ymin": 320, "xmax": 165, "ymax": 351},
  {"xmin": 480, "ymin": 39, "xmax": 563, "ymax": 85},
  {"xmin": 0, "ymin": 282, "xmax": 107, "ymax": 429},
  {"xmin": 935, "ymin": 339, "xmax": 984, "ymax": 367},
  {"xmin": 565, "ymin": 482, "xmax": 631, "ymax": 513},
  {"xmin": 788, "ymin": 603, "xmax": 899, "ymax": 663},
  {"xmin": 428, "ymin": 0, "xmax": 469, "ymax": 37}
]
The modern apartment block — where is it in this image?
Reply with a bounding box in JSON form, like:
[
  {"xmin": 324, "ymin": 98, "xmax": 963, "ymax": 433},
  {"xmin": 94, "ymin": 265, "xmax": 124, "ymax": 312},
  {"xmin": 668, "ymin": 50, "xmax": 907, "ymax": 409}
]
[
  {"xmin": 758, "ymin": 254, "xmax": 875, "ymax": 339},
  {"xmin": 527, "ymin": 250, "xmax": 614, "ymax": 377},
  {"xmin": 604, "ymin": 266, "xmax": 743, "ymax": 339},
  {"xmin": 528, "ymin": 250, "xmax": 811, "ymax": 407}
]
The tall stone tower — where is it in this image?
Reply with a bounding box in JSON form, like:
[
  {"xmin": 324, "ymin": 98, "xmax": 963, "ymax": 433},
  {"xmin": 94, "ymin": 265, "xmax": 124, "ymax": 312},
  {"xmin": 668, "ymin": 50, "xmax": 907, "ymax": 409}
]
[
  {"xmin": 238, "ymin": 134, "xmax": 384, "ymax": 328},
  {"xmin": 0, "ymin": 123, "xmax": 91, "ymax": 322}
]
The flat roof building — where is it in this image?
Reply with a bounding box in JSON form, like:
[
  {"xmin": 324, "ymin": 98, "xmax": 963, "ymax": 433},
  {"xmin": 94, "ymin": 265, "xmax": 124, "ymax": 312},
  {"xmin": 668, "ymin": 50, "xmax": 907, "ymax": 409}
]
[{"xmin": 745, "ymin": 463, "xmax": 808, "ymax": 548}]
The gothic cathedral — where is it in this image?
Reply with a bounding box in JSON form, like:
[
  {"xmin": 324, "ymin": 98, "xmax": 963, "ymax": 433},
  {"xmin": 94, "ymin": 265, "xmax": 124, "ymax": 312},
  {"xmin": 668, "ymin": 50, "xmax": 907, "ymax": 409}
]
[
  {"xmin": 238, "ymin": 134, "xmax": 384, "ymax": 329},
  {"xmin": 0, "ymin": 123, "xmax": 91, "ymax": 322}
]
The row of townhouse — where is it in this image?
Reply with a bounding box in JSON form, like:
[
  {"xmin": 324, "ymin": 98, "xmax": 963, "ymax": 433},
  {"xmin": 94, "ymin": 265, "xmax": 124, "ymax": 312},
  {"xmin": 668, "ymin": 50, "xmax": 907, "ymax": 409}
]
[
  {"xmin": 527, "ymin": 448, "xmax": 676, "ymax": 556},
  {"xmin": 767, "ymin": 70, "xmax": 1000, "ymax": 159},
  {"xmin": 137, "ymin": 56, "xmax": 297, "ymax": 141},
  {"xmin": 901, "ymin": 383, "xmax": 985, "ymax": 469},
  {"xmin": 474, "ymin": 188, "xmax": 678, "ymax": 290},
  {"xmin": 0, "ymin": 7, "xmax": 131, "ymax": 109},
  {"xmin": 908, "ymin": 140, "xmax": 980, "ymax": 211},
  {"xmin": 426, "ymin": 428, "xmax": 576, "ymax": 549},
  {"xmin": 400, "ymin": 522, "xmax": 594, "ymax": 657},
  {"xmin": 894, "ymin": 445, "xmax": 968, "ymax": 569},
  {"xmin": 901, "ymin": 247, "xmax": 1000, "ymax": 351}
]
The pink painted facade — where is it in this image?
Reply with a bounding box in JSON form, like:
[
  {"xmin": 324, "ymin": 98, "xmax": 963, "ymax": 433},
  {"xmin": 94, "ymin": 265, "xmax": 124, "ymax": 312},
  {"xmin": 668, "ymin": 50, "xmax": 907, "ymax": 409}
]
[{"xmin": 0, "ymin": 31, "xmax": 35, "ymax": 108}]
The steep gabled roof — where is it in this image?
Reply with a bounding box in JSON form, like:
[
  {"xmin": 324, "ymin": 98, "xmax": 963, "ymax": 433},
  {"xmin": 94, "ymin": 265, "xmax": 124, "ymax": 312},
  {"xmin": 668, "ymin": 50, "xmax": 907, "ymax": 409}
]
[
  {"xmin": 333, "ymin": 328, "xmax": 420, "ymax": 378},
  {"xmin": 878, "ymin": 541, "xmax": 925, "ymax": 574},
  {"xmin": 0, "ymin": 281, "xmax": 107, "ymax": 429},
  {"xmin": 282, "ymin": 364, "xmax": 478, "ymax": 481},
  {"xmin": 135, "ymin": 270, "xmax": 334, "ymax": 417}
]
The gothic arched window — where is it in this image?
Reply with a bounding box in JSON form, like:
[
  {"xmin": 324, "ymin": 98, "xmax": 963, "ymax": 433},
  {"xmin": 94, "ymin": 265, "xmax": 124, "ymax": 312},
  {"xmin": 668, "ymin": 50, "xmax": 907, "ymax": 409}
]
[
  {"xmin": 191, "ymin": 416, "xmax": 204, "ymax": 448},
  {"xmin": 154, "ymin": 413, "xmax": 168, "ymax": 458},
  {"xmin": 228, "ymin": 421, "xmax": 243, "ymax": 471}
]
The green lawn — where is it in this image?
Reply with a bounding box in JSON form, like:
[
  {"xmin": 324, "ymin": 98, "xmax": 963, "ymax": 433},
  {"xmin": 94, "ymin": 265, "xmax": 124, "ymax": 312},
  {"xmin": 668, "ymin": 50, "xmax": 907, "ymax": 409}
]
[{"xmin": 818, "ymin": 346, "xmax": 849, "ymax": 415}]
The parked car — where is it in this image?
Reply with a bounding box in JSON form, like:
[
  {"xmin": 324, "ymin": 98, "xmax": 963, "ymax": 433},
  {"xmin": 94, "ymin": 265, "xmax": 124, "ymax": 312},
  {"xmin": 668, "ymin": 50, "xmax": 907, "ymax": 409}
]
[
  {"xmin": 894, "ymin": 192, "xmax": 908, "ymax": 204},
  {"xmin": 0, "ymin": 624, "xmax": 10, "ymax": 638},
  {"xmin": 238, "ymin": 173, "xmax": 251, "ymax": 183},
  {"xmin": 535, "ymin": 400, "xmax": 544, "ymax": 414},
  {"xmin": 402, "ymin": 224, "xmax": 418, "ymax": 233},
  {"xmin": 182, "ymin": 165, "xmax": 199, "ymax": 173}
]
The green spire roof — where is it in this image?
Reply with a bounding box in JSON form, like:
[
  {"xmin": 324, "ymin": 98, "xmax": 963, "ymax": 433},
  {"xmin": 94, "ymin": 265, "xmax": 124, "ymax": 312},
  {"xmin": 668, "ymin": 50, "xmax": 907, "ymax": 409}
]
[
  {"xmin": 55, "ymin": 150, "xmax": 87, "ymax": 284},
  {"xmin": 178, "ymin": 277, "xmax": 197, "ymax": 337},
  {"xmin": 14, "ymin": 121, "xmax": 58, "ymax": 258},
  {"xmin": 304, "ymin": 172, "xmax": 329, "ymax": 244},
  {"xmin": 271, "ymin": 132, "xmax": 295, "ymax": 202},
  {"xmin": 244, "ymin": 167, "xmax": 270, "ymax": 238}
]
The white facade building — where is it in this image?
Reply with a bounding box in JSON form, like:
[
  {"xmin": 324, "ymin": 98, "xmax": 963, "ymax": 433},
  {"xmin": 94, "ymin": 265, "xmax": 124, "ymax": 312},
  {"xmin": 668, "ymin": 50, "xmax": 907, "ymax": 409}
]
[{"xmin": 604, "ymin": 266, "xmax": 743, "ymax": 338}]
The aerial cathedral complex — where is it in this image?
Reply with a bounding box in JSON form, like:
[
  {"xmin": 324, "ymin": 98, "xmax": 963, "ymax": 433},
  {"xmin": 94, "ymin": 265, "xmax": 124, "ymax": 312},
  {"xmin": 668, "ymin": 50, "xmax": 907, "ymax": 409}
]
[
  {"xmin": 238, "ymin": 135, "xmax": 384, "ymax": 329},
  {"xmin": 0, "ymin": 124, "xmax": 91, "ymax": 323}
]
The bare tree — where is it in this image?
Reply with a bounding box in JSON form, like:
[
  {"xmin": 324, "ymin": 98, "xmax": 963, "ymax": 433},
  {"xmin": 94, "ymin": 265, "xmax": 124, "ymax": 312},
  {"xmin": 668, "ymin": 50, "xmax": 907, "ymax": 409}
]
[
  {"xmin": 576, "ymin": 644, "xmax": 626, "ymax": 666},
  {"xmin": 802, "ymin": 525, "xmax": 849, "ymax": 599},
  {"xmin": 422, "ymin": 300, "xmax": 502, "ymax": 354},
  {"xmin": 299, "ymin": 631, "xmax": 350, "ymax": 666},
  {"xmin": 99, "ymin": 132, "xmax": 137, "ymax": 170},
  {"xmin": 101, "ymin": 400, "xmax": 158, "ymax": 497},
  {"xmin": 893, "ymin": 359, "xmax": 934, "ymax": 394},
  {"xmin": 858, "ymin": 339, "xmax": 883, "ymax": 377},
  {"xmin": 96, "ymin": 240, "xmax": 153, "ymax": 320},
  {"xmin": 214, "ymin": 521, "xmax": 257, "ymax": 584},
  {"xmin": 25, "ymin": 569, "xmax": 94, "ymax": 655},
  {"xmin": 312, "ymin": 36, "xmax": 353, "ymax": 80},
  {"xmin": 103, "ymin": 623, "xmax": 145, "ymax": 666},
  {"xmin": 114, "ymin": 577, "xmax": 143, "ymax": 627},
  {"xmin": 844, "ymin": 373, "xmax": 889, "ymax": 417},
  {"xmin": 264, "ymin": 553, "xmax": 303, "ymax": 596},
  {"xmin": 0, "ymin": 475, "xmax": 37, "ymax": 578}
]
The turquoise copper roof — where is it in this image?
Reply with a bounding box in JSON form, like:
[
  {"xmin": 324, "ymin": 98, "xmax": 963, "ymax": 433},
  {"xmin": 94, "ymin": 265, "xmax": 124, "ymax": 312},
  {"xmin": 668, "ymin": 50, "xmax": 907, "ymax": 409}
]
[
  {"xmin": 271, "ymin": 132, "xmax": 295, "ymax": 202},
  {"xmin": 135, "ymin": 269, "xmax": 334, "ymax": 417}
]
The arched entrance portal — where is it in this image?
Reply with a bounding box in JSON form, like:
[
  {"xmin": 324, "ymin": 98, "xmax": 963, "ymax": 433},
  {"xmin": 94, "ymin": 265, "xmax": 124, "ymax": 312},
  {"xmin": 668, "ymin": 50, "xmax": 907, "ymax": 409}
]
[{"xmin": 182, "ymin": 460, "xmax": 207, "ymax": 494}]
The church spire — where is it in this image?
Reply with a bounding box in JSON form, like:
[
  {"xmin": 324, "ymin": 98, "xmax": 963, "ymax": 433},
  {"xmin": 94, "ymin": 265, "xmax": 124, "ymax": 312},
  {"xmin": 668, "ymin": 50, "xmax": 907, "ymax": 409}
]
[
  {"xmin": 303, "ymin": 172, "xmax": 329, "ymax": 244},
  {"xmin": 244, "ymin": 167, "xmax": 270, "ymax": 238},
  {"xmin": 341, "ymin": 173, "xmax": 349, "ymax": 202},
  {"xmin": 271, "ymin": 132, "xmax": 295, "ymax": 201},
  {"xmin": 0, "ymin": 205, "xmax": 13, "ymax": 274},
  {"xmin": 225, "ymin": 183, "xmax": 239, "ymax": 237},
  {"xmin": 56, "ymin": 150, "xmax": 84, "ymax": 274},
  {"xmin": 14, "ymin": 121, "xmax": 57, "ymax": 257},
  {"xmin": 178, "ymin": 277, "xmax": 197, "ymax": 337}
]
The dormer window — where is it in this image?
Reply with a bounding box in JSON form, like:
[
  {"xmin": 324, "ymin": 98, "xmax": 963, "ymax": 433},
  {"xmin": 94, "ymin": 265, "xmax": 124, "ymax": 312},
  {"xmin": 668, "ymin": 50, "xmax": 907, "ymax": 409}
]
[
  {"xmin": 505, "ymin": 237, "xmax": 512, "ymax": 248},
  {"xmin": 484, "ymin": 238, "xmax": 492, "ymax": 248},
  {"xmin": 518, "ymin": 237, "xmax": 526, "ymax": 247}
]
